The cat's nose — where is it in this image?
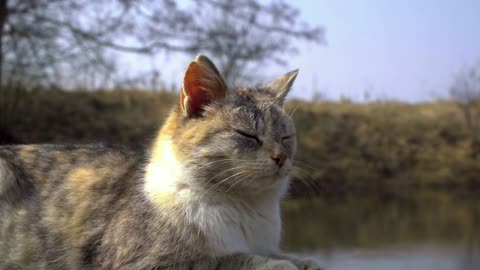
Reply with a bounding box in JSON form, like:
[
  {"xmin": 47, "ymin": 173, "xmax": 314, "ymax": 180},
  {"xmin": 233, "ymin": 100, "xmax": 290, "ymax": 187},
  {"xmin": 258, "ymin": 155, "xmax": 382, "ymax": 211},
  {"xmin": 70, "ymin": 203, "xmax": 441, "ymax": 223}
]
[{"xmin": 271, "ymin": 152, "xmax": 287, "ymax": 168}]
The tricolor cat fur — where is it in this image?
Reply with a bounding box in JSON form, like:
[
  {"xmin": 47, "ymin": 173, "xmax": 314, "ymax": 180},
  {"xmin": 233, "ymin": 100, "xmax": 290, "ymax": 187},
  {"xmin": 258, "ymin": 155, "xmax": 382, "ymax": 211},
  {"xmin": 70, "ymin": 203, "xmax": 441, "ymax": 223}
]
[{"xmin": 0, "ymin": 55, "xmax": 322, "ymax": 270}]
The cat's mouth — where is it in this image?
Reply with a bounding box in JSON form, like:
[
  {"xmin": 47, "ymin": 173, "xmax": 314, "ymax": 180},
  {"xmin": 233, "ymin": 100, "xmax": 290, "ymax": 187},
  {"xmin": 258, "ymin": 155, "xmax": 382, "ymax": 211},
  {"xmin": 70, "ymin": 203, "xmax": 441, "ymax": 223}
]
[{"xmin": 258, "ymin": 169, "xmax": 290, "ymax": 185}]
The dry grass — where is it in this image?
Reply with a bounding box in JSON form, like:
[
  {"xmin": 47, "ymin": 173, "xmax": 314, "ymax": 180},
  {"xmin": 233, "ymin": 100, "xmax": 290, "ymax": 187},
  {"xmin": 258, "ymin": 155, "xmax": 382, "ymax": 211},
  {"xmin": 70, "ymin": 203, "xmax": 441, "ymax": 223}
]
[{"xmin": 1, "ymin": 87, "xmax": 479, "ymax": 193}]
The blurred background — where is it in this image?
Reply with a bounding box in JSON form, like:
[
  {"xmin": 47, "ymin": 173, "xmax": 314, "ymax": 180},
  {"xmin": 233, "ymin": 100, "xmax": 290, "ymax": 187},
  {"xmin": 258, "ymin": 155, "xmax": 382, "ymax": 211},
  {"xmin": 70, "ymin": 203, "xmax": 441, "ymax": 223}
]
[{"xmin": 0, "ymin": 0, "xmax": 479, "ymax": 269}]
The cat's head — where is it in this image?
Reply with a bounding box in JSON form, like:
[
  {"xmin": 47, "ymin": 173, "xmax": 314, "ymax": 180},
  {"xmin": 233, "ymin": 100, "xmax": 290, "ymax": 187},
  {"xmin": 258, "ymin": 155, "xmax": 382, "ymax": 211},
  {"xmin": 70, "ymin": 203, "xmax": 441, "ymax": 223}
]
[{"xmin": 166, "ymin": 55, "xmax": 298, "ymax": 197}]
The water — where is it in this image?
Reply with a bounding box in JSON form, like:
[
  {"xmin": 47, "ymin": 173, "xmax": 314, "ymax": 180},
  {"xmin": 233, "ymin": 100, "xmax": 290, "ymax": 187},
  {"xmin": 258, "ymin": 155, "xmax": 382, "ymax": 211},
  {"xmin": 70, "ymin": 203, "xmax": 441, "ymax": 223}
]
[
  {"xmin": 281, "ymin": 189, "xmax": 480, "ymax": 270},
  {"xmin": 305, "ymin": 245, "xmax": 478, "ymax": 270}
]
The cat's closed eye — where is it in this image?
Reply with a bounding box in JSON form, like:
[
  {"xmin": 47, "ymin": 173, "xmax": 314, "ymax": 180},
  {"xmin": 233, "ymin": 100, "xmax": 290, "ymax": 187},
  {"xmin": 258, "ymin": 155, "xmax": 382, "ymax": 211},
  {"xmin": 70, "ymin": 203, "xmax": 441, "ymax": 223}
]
[
  {"xmin": 235, "ymin": 129, "xmax": 262, "ymax": 146},
  {"xmin": 281, "ymin": 134, "xmax": 296, "ymax": 145}
]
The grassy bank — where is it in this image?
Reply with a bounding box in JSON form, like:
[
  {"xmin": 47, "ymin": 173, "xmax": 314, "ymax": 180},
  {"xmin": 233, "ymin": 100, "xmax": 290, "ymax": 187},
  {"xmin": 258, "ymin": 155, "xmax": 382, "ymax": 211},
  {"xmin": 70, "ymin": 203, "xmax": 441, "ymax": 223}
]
[
  {"xmin": 281, "ymin": 189, "xmax": 480, "ymax": 251},
  {"xmin": 1, "ymin": 87, "xmax": 479, "ymax": 193}
]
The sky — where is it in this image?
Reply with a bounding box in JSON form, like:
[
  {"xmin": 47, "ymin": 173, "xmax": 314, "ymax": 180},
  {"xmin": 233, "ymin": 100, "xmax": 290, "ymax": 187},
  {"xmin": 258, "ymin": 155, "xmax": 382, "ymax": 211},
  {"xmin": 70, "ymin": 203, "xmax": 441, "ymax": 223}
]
[
  {"xmin": 121, "ymin": 0, "xmax": 480, "ymax": 102},
  {"xmin": 284, "ymin": 0, "xmax": 480, "ymax": 102}
]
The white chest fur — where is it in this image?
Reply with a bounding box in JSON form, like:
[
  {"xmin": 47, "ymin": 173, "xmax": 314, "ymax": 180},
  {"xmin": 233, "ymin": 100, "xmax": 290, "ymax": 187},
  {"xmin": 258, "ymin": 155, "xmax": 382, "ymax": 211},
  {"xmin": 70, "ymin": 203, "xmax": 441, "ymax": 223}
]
[
  {"xmin": 145, "ymin": 140, "xmax": 283, "ymax": 256},
  {"xmin": 186, "ymin": 195, "xmax": 282, "ymax": 256}
]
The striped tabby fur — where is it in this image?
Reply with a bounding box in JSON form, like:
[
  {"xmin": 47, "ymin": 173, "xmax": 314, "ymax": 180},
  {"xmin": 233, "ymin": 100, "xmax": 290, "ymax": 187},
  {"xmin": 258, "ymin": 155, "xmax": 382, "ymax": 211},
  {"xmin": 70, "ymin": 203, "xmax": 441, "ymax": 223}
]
[{"xmin": 0, "ymin": 55, "xmax": 322, "ymax": 270}]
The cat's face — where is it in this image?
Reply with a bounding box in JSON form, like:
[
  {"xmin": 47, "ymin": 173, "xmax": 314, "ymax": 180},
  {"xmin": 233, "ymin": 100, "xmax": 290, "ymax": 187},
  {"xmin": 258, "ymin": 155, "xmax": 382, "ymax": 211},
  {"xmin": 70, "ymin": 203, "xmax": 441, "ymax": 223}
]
[{"xmin": 173, "ymin": 55, "xmax": 298, "ymax": 196}]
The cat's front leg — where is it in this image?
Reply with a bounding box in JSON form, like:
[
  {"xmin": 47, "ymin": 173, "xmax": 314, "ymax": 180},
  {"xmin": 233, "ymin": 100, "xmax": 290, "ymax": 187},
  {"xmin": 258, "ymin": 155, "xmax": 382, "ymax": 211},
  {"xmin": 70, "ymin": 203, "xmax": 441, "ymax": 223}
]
[
  {"xmin": 271, "ymin": 253, "xmax": 323, "ymax": 270},
  {"xmin": 225, "ymin": 254, "xmax": 300, "ymax": 270},
  {"xmin": 183, "ymin": 254, "xmax": 298, "ymax": 270},
  {"xmin": 211, "ymin": 253, "xmax": 322, "ymax": 270},
  {"xmin": 220, "ymin": 254, "xmax": 298, "ymax": 270}
]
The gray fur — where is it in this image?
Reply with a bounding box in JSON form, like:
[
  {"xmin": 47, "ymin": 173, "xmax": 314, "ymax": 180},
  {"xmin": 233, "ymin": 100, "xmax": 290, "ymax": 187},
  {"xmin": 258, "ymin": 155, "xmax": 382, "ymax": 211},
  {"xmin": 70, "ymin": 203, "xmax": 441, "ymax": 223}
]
[{"xmin": 0, "ymin": 55, "xmax": 322, "ymax": 270}]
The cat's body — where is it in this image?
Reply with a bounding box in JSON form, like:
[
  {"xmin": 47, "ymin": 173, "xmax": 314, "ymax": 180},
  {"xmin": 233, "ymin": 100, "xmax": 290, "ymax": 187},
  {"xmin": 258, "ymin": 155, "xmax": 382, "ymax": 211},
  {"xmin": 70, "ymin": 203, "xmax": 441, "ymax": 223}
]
[{"xmin": 0, "ymin": 55, "xmax": 322, "ymax": 270}]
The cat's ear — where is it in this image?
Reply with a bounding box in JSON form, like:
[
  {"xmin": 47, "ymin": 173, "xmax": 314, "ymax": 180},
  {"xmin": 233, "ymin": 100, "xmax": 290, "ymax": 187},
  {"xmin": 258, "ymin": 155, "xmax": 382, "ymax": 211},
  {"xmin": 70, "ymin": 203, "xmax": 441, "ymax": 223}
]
[
  {"xmin": 180, "ymin": 54, "xmax": 227, "ymax": 117},
  {"xmin": 264, "ymin": 69, "xmax": 299, "ymax": 103}
]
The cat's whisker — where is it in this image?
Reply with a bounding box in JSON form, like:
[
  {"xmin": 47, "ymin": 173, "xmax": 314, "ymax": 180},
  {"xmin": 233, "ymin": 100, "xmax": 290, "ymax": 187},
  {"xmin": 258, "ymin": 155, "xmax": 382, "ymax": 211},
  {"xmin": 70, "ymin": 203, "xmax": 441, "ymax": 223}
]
[
  {"xmin": 245, "ymin": 175, "xmax": 257, "ymax": 186},
  {"xmin": 205, "ymin": 165, "xmax": 250, "ymax": 185},
  {"xmin": 294, "ymin": 168, "xmax": 316, "ymax": 185},
  {"xmin": 291, "ymin": 163, "xmax": 317, "ymax": 183},
  {"xmin": 215, "ymin": 170, "xmax": 251, "ymax": 188},
  {"xmin": 225, "ymin": 172, "xmax": 255, "ymax": 193},
  {"xmin": 292, "ymin": 160, "xmax": 316, "ymax": 171},
  {"xmin": 288, "ymin": 105, "xmax": 299, "ymax": 119},
  {"xmin": 189, "ymin": 159, "xmax": 235, "ymax": 169},
  {"xmin": 291, "ymin": 165, "xmax": 320, "ymax": 195},
  {"xmin": 292, "ymin": 165, "xmax": 313, "ymax": 180},
  {"xmin": 187, "ymin": 158, "xmax": 254, "ymax": 170},
  {"xmin": 199, "ymin": 170, "xmax": 250, "ymax": 200}
]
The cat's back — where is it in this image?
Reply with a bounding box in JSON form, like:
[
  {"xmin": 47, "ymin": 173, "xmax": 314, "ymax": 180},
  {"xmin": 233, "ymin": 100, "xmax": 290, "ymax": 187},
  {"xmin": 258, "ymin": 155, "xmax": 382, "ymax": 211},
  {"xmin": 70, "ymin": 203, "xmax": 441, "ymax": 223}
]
[
  {"xmin": 0, "ymin": 144, "xmax": 146, "ymax": 269},
  {"xmin": 0, "ymin": 143, "xmax": 143, "ymax": 174},
  {"xmin": 0, "ymin": 144, "xmax": 144, "ymax": 202}
]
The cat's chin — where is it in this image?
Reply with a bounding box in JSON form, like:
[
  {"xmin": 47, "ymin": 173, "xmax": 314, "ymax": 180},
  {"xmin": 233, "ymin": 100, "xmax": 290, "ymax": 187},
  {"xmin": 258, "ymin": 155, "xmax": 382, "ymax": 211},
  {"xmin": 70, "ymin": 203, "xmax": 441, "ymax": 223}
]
[{"xmin": 259, "ymin": 174, "xmax": 288, "ymax": 187}]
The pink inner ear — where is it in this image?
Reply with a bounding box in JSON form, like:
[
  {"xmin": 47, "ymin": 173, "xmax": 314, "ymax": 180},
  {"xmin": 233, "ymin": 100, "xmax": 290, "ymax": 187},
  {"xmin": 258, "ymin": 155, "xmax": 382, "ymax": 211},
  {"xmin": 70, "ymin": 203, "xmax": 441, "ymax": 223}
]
[
  {"xmin": 181, "ymin": 61, "xmax": 225, "ymax": 117},
  {"xmin": 187, "ymin": 81, "xmax": 211, "ymax": 117}
]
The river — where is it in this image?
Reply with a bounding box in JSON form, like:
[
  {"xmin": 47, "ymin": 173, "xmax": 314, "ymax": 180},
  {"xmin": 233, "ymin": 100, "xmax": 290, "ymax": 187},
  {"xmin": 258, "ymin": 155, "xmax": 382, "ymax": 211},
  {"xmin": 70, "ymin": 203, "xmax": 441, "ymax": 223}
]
[{"xmin": 282, "ymin": 189, "xmax": 480, "ymax": 270}]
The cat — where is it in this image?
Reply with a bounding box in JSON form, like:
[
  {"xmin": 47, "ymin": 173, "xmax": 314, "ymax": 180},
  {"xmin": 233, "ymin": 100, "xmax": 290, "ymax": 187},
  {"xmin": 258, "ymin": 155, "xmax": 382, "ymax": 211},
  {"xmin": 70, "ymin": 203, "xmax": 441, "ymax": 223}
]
[{"xmin": 0, "ymin": 54, "xmax": 322, "ymax": 270}]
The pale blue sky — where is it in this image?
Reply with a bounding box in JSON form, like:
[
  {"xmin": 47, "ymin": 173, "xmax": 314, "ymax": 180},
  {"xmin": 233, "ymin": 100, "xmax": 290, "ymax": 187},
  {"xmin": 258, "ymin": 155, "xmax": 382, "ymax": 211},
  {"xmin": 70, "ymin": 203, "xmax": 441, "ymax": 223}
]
[
  {"xmin": 120, "ymin": 0, "xmax": 480, "ymax": 102},
  {"xmin": 283, "ymin": 0, "xmax": 480, "ymax": 101}
]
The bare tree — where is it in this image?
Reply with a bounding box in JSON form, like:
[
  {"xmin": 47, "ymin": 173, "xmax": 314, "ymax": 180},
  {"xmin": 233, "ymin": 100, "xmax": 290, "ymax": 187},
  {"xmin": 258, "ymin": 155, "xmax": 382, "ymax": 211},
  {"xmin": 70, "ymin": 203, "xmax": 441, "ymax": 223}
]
[
  {"xmin": 450, "ymin": 63, "xmax": 480, "ymax": 156},
  {"xmin": 0, "ymin": 0, "xmax": 324, "ymax": 88},
  {"xmin": 185, "ymin": 0, "xmax": 324, "ymax": 84},
  {"xmin": 0, "ymin": 0, "xmax": 190, "ymax": 87}
]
